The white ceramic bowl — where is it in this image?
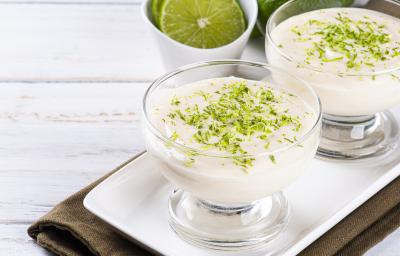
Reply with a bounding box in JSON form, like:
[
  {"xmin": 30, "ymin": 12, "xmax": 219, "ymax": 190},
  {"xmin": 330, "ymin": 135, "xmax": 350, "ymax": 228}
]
[{"xmin": 141, "ymin": 0, "xmax": 258, "ymax": 71}]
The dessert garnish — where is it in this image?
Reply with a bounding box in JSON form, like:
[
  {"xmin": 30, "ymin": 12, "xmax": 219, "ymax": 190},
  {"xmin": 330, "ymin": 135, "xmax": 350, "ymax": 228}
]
[
  {"xmin": 162, "ymin": 79, "xmax": 304, "ymax": 169},
  {"xmin": 289, "ymin": 12, "xmax": 400, "ymax": 72}
]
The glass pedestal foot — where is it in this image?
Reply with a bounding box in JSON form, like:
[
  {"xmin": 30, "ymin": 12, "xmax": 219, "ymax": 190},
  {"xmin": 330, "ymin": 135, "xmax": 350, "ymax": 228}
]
[
  {"xmin": 317, "ymin": 111, "xmax": 399, "ymax": 162},
  {"xmin": 168, "ymin": 189, "xmax": 289, "ymax": 251}
]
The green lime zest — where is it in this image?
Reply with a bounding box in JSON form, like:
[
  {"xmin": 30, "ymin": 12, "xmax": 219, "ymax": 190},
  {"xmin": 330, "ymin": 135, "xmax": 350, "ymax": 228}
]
[
  {"xmin": 165, "ymin": 80, "xmax": 303, "ymax": 169},
  {"xmin": 292, "ymin": 12, "xmax": 399, "ymax": 71}
]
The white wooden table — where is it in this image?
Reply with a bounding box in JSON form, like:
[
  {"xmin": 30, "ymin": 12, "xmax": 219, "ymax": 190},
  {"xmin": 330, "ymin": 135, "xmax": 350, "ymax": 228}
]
[{"xmin": 0, "ymin": 0, "xmax": 398, "ymax": 255}]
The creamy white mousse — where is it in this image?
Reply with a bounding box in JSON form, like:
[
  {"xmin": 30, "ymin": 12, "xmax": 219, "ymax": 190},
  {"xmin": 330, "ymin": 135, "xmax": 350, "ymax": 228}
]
[
  {"xmin": 267, "ymin": 8, "xmax": 400, "ymax": 116},
  {"xmin": 144, "ymin": 77, "xmax": 320, "ymax": 204}
]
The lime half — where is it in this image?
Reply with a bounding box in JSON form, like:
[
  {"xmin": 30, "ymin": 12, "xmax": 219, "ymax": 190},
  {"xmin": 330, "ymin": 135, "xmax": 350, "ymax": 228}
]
[
  {"xmin": 159, "ymin": 0, "xmax": 247, "ymax": 49},
  {"xmin": 152, "ymin": 0, "xmax": 164, "ymax": 27}
]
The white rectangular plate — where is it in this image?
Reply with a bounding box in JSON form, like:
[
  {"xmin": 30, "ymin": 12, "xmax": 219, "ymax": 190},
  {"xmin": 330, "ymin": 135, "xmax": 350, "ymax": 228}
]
[{"xmin": 84, "ymin": 108, "xmax": 400, "ymax": 256}]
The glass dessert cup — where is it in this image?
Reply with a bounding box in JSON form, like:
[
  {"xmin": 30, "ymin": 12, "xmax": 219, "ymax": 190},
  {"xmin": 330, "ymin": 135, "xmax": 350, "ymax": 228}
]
[
  {"xmin": 265, "ymin": 0, "xmax": 400, "ymax": 162},
  {"xmin": 142, "ymin": 60, "xmax": 321, "ymax": 250}
]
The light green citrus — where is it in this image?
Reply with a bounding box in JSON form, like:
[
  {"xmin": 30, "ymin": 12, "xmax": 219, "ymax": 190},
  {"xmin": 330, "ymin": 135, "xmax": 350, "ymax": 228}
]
[
  {"xmin": 159, "ymin": 0, "xmax": 247, "ymax": 49},
  {"xmin": 256, "ymin": 0, "xmax": 354, "ymax": 35},
  {"xmin": 152, "ymin": 0, "xmax": 164, "ymax": 27}
]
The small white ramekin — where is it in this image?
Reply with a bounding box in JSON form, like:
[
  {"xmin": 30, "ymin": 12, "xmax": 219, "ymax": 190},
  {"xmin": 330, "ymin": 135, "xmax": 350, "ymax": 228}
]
[{"xmin": 141, "ymin": 0, "xmax": 258, "ymax": 71}]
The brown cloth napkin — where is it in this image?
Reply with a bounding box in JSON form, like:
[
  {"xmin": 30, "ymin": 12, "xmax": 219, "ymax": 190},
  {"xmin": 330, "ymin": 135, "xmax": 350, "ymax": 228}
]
[{"xmin": 28, "ymin": 153, "xmax": 400, "ymax": 256}]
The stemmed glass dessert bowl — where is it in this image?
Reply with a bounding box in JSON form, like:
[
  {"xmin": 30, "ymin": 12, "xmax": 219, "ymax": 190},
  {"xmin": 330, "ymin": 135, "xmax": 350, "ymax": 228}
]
[
  {"xmin": 142, "ymin": 60, "xmax": 321, "ymax": 250},
  {"xmin": 266, "ymin": 0, "xmax": 400, "ymax": 161}
]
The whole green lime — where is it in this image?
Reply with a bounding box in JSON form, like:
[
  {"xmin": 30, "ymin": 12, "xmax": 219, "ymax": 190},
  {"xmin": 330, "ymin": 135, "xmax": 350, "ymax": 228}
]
[
  {"xmin": 256, "ymin": 0, "xmax": 290, "ymax": 35},
  {"xmin": 296, "ymin": 0, "xmax": 354, "ymax": 12},
  {"xmin": 256, "ymin": 0, "xmax": 354, "ymax": 35}
]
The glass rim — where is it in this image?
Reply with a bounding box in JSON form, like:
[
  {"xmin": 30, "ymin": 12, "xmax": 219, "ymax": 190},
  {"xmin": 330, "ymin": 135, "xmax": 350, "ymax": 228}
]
[
  {"xmin": 142, "ymin": 60, "xmax": 322, "ymax": 158},
  {"xmin": 265, "ymin": 0, "xmax": 400, "ymax": 77}
]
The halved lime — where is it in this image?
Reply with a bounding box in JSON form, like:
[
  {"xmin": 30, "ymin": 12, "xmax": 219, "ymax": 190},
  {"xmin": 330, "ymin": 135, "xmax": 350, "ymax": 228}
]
[
  {"xmin": 152, "ymin": 0, "xmax": 164, "ymax": 27},
  {"xmin": 159, "ymin": 0, "xmax": 247, "ymax": 49}
]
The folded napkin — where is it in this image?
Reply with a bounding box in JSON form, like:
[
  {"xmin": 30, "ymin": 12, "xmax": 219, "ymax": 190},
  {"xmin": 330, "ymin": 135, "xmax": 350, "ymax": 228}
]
[{"xmin": 28, "ymin": 153, "xmax": 400, "ymax": 256}]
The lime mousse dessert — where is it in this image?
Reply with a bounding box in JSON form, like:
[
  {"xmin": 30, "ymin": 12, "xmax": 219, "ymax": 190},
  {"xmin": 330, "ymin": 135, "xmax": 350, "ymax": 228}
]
[
  {"xmin": 267, "ymin": 8, "xmax": 400, "ymax": 116},
  {"xmin": 146, "ymin": 77, "xmax": 320, "ymax": 203},
  {"xmin": 142, "ymin": 62, "xmax": 322, "ymax": 249},
  {"xmin": 267, "ymin": 5, "xmax": 400, "ymax": 160}
]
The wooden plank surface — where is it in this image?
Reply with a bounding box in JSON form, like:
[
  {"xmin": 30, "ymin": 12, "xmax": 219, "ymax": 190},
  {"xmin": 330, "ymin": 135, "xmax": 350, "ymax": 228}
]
[
  {"xmin": 0, "ymin": 3, "xmax": 162, "ymax": 81},
  {"xmin": 1, "ymin": 224, "xmax": 53, "ymax": 255},
  {"xmin": 1, "ymin": 83, "xmax": 147, "ymax": 254},
  {"xmin": 0, "ymin": 83, "xmax": 147, "ymax": 222}
]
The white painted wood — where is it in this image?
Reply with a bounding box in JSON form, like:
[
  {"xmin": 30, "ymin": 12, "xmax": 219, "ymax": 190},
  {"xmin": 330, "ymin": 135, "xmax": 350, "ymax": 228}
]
[
  {"xmin": 0, "ymin": 4, "xmax": 163, "ymax": 81},
  {"xmin": 0, "ymin": 82, "xmax": 147, "ymax": 121},
  {"xmin": 0, "ymin": 83, "xmax": 148, "ymax": 253},
  {"xmin": 0, "ymin": 83, "xmax": 147, "ymax": 223},
  {"xmin": 365, "ymin": 228, "xmax": 400, "ymax": 256},
  {"xmin": 0, "ymin": 224, "xmax": 53, "ymax": 255},
  {"xmin": 0, "ymin": 121, "xmax": 146, "ymax": 219}
]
